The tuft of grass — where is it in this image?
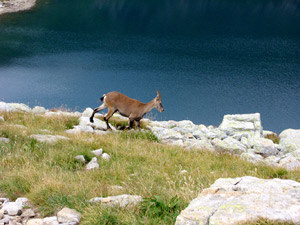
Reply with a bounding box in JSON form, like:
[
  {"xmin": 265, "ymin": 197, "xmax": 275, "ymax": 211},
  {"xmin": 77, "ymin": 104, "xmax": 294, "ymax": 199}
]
[
  {"xmin": 140, "ymin": 195, "xmax": 184, "ymax": 224},
  {"xmin": 119, "ymin": 131, "xmax": 159, "ymax": 142},
  {"xmin": 265, "ymin": 133, "xmax": 280, "ymax": 144}
]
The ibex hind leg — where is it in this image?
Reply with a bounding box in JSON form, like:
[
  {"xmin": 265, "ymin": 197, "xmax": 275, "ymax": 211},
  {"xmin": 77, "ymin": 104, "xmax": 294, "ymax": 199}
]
[
  {"xmin": 104, "ymin": 108, "xmax": 116, "ymax": 130},
  {"xmin": 90, "ymin": 103, "xmax": 107, "ymax": 123}
]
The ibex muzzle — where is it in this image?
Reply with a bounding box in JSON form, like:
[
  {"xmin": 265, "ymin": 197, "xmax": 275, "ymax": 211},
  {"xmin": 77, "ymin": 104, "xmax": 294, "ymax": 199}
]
[{"xmin": 90, "ymin": 90, "xmax": 164, "ymax": 130}]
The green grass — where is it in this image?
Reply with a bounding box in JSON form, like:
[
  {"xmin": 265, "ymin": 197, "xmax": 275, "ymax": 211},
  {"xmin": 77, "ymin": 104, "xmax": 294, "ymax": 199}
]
[{"xmin": 0, "ymin": 111, "xmax": 299, "ymax": 224}]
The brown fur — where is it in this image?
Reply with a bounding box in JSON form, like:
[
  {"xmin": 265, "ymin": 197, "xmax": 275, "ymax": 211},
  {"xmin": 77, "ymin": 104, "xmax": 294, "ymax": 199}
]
[{"xmin": 90, "ymin": 91, "xmax": 164, "ymax": 130}]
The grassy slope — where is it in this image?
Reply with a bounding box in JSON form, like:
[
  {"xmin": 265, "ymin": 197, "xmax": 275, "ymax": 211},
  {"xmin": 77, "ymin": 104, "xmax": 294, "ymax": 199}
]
[{"xmin": 0, "ymin": 112, "xmax": 299, "ymax": 224}]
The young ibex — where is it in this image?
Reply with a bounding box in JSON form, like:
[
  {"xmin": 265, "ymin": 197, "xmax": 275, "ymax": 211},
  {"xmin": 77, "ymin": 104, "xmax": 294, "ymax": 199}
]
[{"xmin": 90, "ymin": 91, "xmax": 164, "ymax": 130}]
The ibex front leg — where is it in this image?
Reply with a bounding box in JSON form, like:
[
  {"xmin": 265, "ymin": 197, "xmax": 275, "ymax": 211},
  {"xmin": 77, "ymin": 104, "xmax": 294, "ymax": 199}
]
[{"xmin": 90, "ymin": 103, "xmax": 107, "ymax": 123}]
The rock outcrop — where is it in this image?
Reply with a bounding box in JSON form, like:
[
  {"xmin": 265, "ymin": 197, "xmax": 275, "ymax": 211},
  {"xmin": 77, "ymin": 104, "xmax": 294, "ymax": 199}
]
[
  {"xmin": 147, "ymin": 114, "xmax": 299, "ymax": 170},
  {"xmin": 176, "ymin": 176, "xmax": 300, "ymax": 225}
]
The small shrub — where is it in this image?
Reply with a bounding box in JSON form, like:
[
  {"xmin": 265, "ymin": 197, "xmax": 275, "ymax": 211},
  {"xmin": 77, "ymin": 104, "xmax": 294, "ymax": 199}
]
[{"xmin": 270, "ymin": 168, "xmax": 288, "ymax": 179}]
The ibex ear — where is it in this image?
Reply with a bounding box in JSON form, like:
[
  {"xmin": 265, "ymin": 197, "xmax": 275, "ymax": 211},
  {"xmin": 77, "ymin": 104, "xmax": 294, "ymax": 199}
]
[{"xmin": 156, "ymin": 90, "xmax": 161, "ymax": 100}]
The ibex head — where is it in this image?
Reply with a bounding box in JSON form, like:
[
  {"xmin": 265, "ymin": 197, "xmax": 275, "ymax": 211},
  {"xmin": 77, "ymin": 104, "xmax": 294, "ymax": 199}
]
[{"xmin": 154, "ymin": 90, "xmax": 164, "ymax": 112}]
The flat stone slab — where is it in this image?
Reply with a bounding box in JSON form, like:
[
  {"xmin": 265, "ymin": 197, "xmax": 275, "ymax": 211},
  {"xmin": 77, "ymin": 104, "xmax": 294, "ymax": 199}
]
[
  {"xmin": 176, "ymin": 176, "xmax": 300, "ymax": 225},
  {"xmin": 89, "ymin": 194, "xmax": 143, "ymax": 208},
  {"xmin": 30, "ymin": 134, "xmax": 70, "ymax": 144},
  {"xmin": 0, "ymin": 137, "xmax": 10, "ymax": 143}
]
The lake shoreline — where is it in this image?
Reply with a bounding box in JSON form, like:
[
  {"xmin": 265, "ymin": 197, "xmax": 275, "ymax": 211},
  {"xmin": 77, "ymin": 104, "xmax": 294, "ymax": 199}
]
[{"xmin": 0, "ymin": 0, "xmax": 36, "ymax": 15}]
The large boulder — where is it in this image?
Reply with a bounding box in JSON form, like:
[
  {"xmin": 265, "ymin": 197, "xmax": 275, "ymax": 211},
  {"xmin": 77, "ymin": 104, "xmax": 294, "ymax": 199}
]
[
  {"xmin": 176, "ymin": 176, "xmax": 300, "ymax": 225},
  {"xmin": 251, "ymin": 137, "xmax": 278, "ymax": 157},
  {"xmin": 32, "ymin": 106, "xmax": 47, "ymax": 114},
  {"xmin": 219, "ymin": 113, "xmax": 262, "ymax": 138},
  {"xmin": 211, "ymin": 137, "xmax": 247, "ymax": 154},
  {"xmin": 279, "ymin": 129, "xmax": 300, "ymax": 153}
]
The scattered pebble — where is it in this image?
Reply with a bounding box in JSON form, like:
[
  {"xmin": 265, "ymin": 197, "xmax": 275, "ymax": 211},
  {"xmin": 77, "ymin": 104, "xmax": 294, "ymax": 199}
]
[
  {"xmin": 101, "ymin": 153, "xmax": 111, "ymax": 161},
  {"xmin": 91, "ymin": 149, "xmax": 103, "ymax": 157},
  {"xmin": 74, "ymin": 155, "xmax": 86, "ymax": 163}
]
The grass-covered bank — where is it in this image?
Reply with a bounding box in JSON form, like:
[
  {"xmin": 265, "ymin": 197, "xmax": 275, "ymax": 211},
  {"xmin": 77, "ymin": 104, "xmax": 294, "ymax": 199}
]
[{"xmin": 0, "ymin": 111, "xmax": 299, "ymax": 224}]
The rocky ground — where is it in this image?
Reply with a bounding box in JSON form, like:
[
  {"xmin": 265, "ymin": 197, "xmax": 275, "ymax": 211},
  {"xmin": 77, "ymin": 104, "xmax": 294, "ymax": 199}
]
[
  {"xmin": 0, "ymin": 196, "xmax": 81, "ymax": 225},
  {"xmin": 0, "ymin": 101, "xmax": 300, "ymax": 224},
  {"xmin": 0, "ymin": 0, "xmax": 36, "ymax": 15}
]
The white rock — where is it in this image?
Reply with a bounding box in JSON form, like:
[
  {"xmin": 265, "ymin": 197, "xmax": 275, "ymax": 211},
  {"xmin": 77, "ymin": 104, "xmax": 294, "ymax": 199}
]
[
  {"xmin": 57, "ymin": 208, "xmax": 81, "ymax": 224},
  {"xmin": 279, "ymin": 150, "xmax": 300, "ymax": 170},
  {"xmin": 89, "ymin": 194, "xmax": 143, "ymax": 208},
  {"xmin": 264, "ymin": 155, "xmax": 281, "ymax": 166},
  {"xmin": 91, "ymin": 149, "xmax": 103, "ymax": 157},
  {"xmin": 189, "ymin": 139, "xmax": 215, "ymax": 152},
  {"xmin": 252, "ymin": 137, "xmax": 278, "ymax": 157},
  {"xmin": 179, "ymin": 170, "xmax": 188, "ymax": 174},
  {"xmin": 219, "ymin": 113, "xmax": 262, "ymax": 138},
  {"xmin": 212, "ymin": 137, "xmax": 247, "ymax": 154},
  {"xmin": 164, "ymin": 139, "xmax": 184, "ymax": 146},
  {"xmin": 240, "ymin": 152, "xmax": 264, "ymax": 164},
  {"xmin": 176, "ymin": 176, "xmax": 300, "ymax": 225},
  {"xmin": 15, "ymin": 197, "xmax": 29, "ymax": 207},
  {"xmin": 32, "ymin": 106, "xmax": 46, "ymax": 114},
  {"xmin": 192, "ymin": 130, "xmax": 205, "ymax": 139},
  {"xmin": 74, "ymin": 155, "xmax": 85, "ymax": 163},
  {"xmin": 30, "ymin": 134, "xmax": 70, "ymax": 144},
  {"xmin": 0, "ymin": 198, "xmax": 9, "ymax": 204},
  {"xmin": 0, "ymin": 102, "xmax": 17, "ymax": 112},
  {"xmin": 21, "ymin": 208, "xmax": 35, "ymax": 218},
  {"xmin": 86, "ymin": 157, "xmax": 99, "ymax": 170},
  {"xmin": 240, "ymin": 137, "xmax": 250, "ymax": 148},
  {"xmin": 82, "ymin": 108, "xmax": 94, "ymax": 117},
  {"xmin": 7, "ymin": 103, "xmax": 31, "ymax": 112},
  {"xmin": 27, "ymin": 218, "xmax": 44, "ymax": 225},
  {"xmin": 43, "ymin": 216, "xmax": 59, "ymax": 225},
  {"xmin": 79, "ymin": 116, "xmax": 114, "ymax": 131},
  {"xmin": 154, "ymin": 128, "xmax": 183, "ymax": 141},
  {"xmin": 0, "ymin": 137, "xmax": 9, "ymax": 143},
  {"xmin": 279, "ymin": 129, "xmax": 300, "ymax": 153},
  {"xmin": 1, "ymin": 202, "xmax": 22, "ymax": 216},
  {"xmin": 65, "ymin": 128, "xmax": 81, "ymax": 134},
  {"xmin": 101, "ymin": 153, "xmax": 111, "ymax": 161},
  {"xmin": 0, "ymin": 116, "xmax": 4, "ymax": 121}
]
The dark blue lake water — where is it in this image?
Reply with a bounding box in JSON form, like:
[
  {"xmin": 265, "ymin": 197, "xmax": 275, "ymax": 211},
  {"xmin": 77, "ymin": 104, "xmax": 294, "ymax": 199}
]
[{"xmin": 0, "ymin": 0, "xmax": 299, "ymax": 132}]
